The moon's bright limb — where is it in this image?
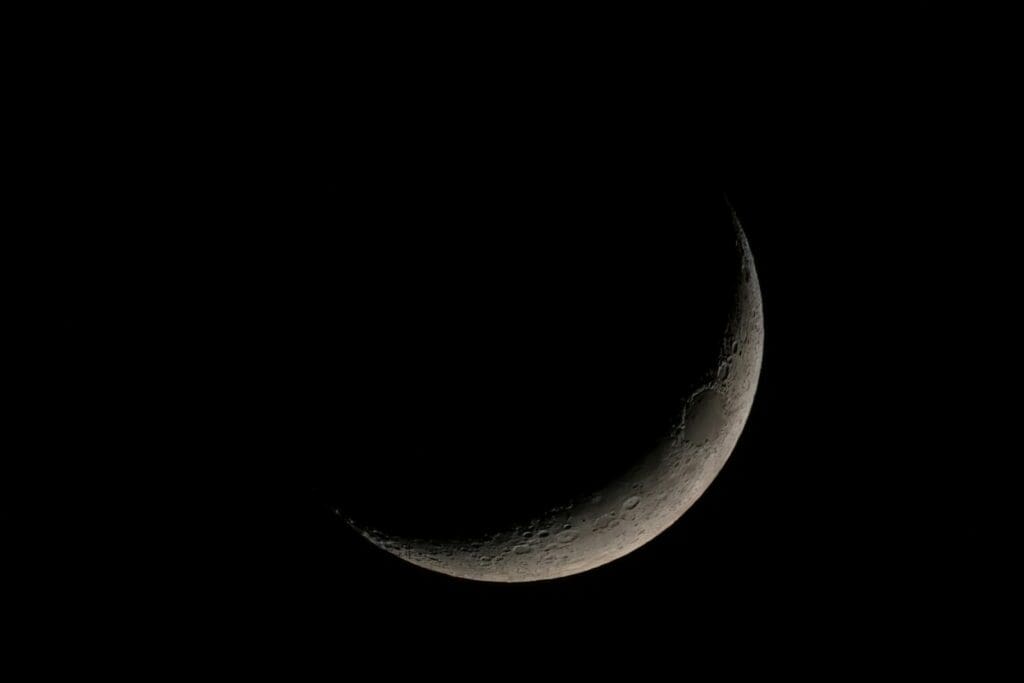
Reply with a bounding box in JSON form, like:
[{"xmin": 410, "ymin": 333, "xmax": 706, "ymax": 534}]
[{"xmin": 346, "ymin": 214, "xmax": 764, "ymax": 582}]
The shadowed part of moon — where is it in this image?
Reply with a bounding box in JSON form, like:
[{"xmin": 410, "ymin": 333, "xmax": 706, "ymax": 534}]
[{"xmin": 343, "ymin": 214, "xmax": 764, "ymax": 582}]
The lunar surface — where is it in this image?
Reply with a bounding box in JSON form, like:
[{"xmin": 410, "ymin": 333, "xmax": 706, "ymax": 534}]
[{"xmin": 335, "ymin": 207, "xmax": 764, "ymax": 582}]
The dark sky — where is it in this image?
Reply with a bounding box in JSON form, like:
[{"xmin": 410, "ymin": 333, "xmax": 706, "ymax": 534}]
[{"xmin": 39, "ymin": 2, "xmax": 1012, "ymax": 671}]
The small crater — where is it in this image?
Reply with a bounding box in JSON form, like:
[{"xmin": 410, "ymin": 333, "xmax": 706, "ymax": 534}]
[
  {"xmin": 556, "ymin": 529, "xmax": 579, "ymax": 544},
  {"xmin": 623, "ymin": 496, "xmax": 641, "ymax": 511},
  {"xmin": 512, "ymin": 545, "xmax": 532, "ymax": 555}
]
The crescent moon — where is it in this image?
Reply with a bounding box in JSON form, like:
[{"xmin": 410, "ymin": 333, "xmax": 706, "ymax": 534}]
[{"xmin": 346, "ymin": 213, "xmax": 764, "ymax": 582}]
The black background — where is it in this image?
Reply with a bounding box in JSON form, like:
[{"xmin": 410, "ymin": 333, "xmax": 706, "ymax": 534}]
[{"xmin": 38, "ymin": 1, "xmax": 1014, "ymax": 671}]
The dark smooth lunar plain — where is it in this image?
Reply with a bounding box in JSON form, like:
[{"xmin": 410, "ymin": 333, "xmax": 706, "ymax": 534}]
[{"xmin": 331, "ymin": 201, "xmax": 764, "ymax": 582}]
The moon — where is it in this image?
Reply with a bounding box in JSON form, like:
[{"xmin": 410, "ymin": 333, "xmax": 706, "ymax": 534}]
[{"xmin": 335, "ymin": 206, "xmax": 763, "ymax": 582}]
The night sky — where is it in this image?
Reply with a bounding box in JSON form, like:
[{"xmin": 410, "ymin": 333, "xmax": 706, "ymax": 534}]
[{"xmin": 39, "ymin": 2, "xmax": 1011, "ymax": 671}]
